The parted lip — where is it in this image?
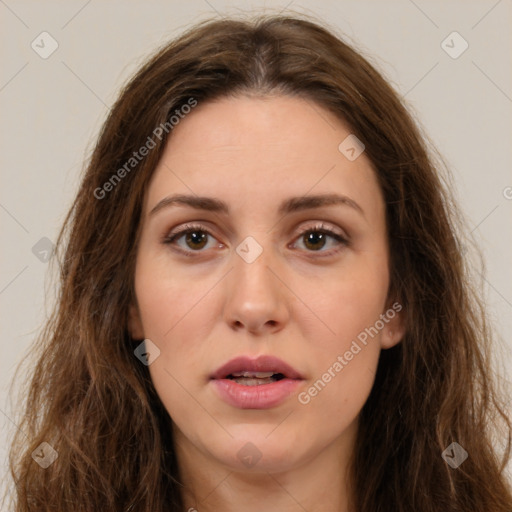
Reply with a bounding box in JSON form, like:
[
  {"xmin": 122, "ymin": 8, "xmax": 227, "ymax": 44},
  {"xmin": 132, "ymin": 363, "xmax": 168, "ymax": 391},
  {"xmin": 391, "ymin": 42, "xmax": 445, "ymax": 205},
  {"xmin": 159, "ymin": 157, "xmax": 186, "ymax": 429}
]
[{"xmin": 210, "ymin": 355, "xmax": 304, "ymax": 380}]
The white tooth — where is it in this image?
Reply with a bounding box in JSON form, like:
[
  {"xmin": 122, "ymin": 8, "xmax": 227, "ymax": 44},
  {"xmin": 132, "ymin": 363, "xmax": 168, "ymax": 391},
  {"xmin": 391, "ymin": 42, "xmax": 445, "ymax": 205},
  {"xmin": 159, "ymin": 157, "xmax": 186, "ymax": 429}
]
[
  {"xmin": 233, "ymin": 377, "xmax": 275, "ymax": 386},
  {"xmin": 230, "ymin": 371, "xmax": 276, "ymax": 378}
]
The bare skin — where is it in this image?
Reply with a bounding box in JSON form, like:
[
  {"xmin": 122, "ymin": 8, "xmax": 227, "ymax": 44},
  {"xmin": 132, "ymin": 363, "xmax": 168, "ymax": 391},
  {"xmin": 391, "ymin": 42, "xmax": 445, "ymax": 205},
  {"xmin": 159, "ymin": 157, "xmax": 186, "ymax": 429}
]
[{"xmin": 129, "ymin": 94, "xmax": 405, "ymax": 511}]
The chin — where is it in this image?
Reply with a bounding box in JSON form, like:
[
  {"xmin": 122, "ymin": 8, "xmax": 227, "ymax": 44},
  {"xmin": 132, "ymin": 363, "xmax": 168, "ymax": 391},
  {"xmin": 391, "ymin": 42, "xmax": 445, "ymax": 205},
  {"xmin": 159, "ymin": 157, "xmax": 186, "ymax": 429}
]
[{"xmin": 211, "ymin": 434, "xmax": 305, "ymax": 473}]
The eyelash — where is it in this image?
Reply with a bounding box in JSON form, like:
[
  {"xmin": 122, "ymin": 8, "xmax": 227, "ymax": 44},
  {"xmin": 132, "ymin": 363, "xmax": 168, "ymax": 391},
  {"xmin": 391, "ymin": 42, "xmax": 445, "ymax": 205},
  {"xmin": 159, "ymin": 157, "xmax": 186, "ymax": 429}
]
[{"xmin": 162, "ymin": 222, "xmax": 349, "ymax": 258}]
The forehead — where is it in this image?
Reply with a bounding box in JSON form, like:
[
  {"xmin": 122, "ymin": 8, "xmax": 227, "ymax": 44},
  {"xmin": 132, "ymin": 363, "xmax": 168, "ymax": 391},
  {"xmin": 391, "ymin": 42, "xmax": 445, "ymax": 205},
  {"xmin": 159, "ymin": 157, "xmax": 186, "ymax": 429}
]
[{"xmin": 144, "ymin": 94, "xmax": 384, "ymax": 222}]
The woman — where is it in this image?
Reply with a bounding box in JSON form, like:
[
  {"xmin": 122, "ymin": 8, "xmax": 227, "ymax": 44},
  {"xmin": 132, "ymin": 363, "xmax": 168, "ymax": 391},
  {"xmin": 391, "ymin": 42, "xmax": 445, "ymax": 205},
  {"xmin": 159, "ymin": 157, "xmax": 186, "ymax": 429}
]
[{"xmin": 8, "ymin": 13, "xmax": 512, "ymax": 512}]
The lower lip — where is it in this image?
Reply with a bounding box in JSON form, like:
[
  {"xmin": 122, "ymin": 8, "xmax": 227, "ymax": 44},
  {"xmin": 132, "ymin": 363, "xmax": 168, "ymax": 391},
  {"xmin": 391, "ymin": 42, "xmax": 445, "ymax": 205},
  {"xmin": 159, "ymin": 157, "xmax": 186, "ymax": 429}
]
[{"xmin": 210, "ymin": 378, "xmax": 303, "ymax": 409}]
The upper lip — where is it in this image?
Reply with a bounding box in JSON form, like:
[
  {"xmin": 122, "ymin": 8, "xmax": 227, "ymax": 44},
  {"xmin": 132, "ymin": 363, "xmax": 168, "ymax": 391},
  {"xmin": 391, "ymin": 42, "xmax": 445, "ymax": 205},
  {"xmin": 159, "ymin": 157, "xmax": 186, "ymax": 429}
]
[{"xmin": 210, "ymin": 355, "xmax": 304, "ymax": 380}]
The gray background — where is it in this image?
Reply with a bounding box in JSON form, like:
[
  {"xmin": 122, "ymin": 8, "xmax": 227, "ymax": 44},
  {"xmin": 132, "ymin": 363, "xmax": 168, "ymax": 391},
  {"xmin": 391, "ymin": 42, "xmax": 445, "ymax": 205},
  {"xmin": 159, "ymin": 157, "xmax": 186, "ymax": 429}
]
[{"xmin": 1, "ymin": 0, "xmax": 511, "ymax": 495}]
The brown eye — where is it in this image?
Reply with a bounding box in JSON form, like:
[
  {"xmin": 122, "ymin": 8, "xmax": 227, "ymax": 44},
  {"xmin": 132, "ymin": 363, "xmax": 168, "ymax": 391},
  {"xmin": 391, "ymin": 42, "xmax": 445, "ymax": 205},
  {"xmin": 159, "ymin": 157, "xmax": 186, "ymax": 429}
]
[
  {"xmin": 182, "ymin": 230, "xmax": 208, "ymax": 250},
  {"xmin": 163, "ymin": 224, "xmax": 217, "ymax": 254},
  {"xmin": 302, "ymin": 231, "xmax": 328, "ymax": 251},
  {"xmin": 293, "ymin": 223, "xmax": 349, "ymax": 255}
]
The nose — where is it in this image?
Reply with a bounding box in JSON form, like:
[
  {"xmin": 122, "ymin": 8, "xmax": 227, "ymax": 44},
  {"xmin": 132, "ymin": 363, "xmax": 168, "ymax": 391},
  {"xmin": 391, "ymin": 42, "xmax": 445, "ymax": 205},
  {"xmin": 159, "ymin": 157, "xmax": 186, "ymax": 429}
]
[{"xmin": 222, "ymin": 240, "xmax": 290, "ymax": 336}]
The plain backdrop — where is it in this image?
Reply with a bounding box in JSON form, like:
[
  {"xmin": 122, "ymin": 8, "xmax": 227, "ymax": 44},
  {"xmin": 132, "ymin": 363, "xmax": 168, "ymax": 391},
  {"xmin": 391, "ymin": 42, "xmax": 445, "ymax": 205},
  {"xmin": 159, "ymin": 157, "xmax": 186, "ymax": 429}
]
[{"xmin": 1, "ymin": 0, "xmax": 511, "ymax": 496}]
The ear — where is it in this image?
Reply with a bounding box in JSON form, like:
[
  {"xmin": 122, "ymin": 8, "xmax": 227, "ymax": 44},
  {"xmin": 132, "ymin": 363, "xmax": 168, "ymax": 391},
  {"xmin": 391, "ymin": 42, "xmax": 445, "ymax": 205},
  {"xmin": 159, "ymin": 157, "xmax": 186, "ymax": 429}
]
[
  {"xmin": 380, "ymin": 300, "xmax": 406, "ymax": 350},
  {"xmin": 127, "ymin": 302, "xmax": 144, "ymax": 340}
]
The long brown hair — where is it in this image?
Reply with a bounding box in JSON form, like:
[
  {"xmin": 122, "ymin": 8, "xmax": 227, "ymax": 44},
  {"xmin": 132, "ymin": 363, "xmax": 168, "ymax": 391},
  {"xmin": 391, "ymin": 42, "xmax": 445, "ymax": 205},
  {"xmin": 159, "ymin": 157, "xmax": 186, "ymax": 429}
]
[{"xmin": 7, "ymin": 13, "xmax": 512, "ymax": 511}]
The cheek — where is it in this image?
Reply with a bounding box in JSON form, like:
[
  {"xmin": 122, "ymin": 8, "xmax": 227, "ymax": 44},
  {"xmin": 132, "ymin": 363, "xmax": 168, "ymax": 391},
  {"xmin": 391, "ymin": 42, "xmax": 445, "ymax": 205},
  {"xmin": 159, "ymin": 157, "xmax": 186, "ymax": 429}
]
[
  {"xmin": 292, "ymin": 257, "xmax": 388, "ymax": 405},
  {"xmin": 294, "ymin": 345, "xmax": 379, "ymax": 450},
  {"xmin": 133, "ymin": 256, "xmax": 215, "ymax": 390},
  {"xmin": 133, "ymin": 251, "xmax": 205, "ymax": 339},
  {"xmin": 136, "ymin": 269, "xmax": 212, "ymax": 433},
  {"xmin": 293, "ymin": 270, "xmax": 387, "ymax": 429},
  {"xmin": 299, "ymin": 257, "xmax": 389, "ymax": 346}
]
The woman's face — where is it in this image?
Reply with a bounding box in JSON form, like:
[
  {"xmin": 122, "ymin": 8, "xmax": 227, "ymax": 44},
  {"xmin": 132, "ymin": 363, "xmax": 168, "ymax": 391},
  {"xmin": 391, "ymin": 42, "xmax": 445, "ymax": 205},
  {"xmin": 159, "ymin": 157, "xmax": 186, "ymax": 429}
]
[{"xmin": 129, "ymin": 94, "xmax": 405, "ymax": 475}]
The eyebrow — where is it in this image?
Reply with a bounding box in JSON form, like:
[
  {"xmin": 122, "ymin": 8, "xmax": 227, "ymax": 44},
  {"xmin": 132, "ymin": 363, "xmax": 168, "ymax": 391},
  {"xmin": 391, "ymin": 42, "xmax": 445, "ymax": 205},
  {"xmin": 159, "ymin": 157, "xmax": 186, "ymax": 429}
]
[{"xmin": 149, "ymin": 193, "xmax": 365, "ymax": 218}]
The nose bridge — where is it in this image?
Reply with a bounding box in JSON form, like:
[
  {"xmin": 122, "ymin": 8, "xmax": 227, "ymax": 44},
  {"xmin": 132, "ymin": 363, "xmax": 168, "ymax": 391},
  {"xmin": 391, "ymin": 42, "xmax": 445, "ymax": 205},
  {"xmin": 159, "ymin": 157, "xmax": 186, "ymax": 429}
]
[
  {"xmin": 233, "ymin": 233, "xmax": 279, "ymax": 298},
  {"xmin": 224, "ymin": 232, "xmax": 288, "ymax": 332}
]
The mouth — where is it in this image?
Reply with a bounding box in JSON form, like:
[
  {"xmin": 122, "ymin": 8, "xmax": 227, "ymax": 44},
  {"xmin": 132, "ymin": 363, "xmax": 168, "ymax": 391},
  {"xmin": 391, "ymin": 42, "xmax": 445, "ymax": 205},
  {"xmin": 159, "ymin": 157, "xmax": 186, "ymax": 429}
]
[
  {"xmin": 210, "ymin": 354, "xmax": 304, "ymax": 383},
  {"xmin": 224, "ymin": 371, "xmax": 287, "ymax": 386},
  {"xmin": 209, "ymin": 355, "xmax": 305, "ymax": 409}
]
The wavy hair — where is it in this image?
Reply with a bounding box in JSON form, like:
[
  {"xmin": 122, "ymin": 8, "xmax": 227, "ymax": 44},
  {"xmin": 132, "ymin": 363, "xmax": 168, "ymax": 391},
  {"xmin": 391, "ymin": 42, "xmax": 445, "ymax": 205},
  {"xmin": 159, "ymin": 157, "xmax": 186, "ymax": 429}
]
[{"xmin": 7, "ymin": 13, "xmax": 512, "ymax": 512}]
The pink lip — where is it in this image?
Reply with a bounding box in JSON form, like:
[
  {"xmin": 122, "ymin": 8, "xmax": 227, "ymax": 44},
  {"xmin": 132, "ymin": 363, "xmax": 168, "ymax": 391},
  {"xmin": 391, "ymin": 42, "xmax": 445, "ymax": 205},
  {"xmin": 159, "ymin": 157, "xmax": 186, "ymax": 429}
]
[
  {"xmin": 210, "ymin": 355, "xmax": 304, "ymax": 380},
  {"xmin": 210, "ymin": 378, "xmax": 303, "ymax": 409},
  {"xmin": 209, "ymin": 355, "xmax": 305, "ymax": 409}
]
